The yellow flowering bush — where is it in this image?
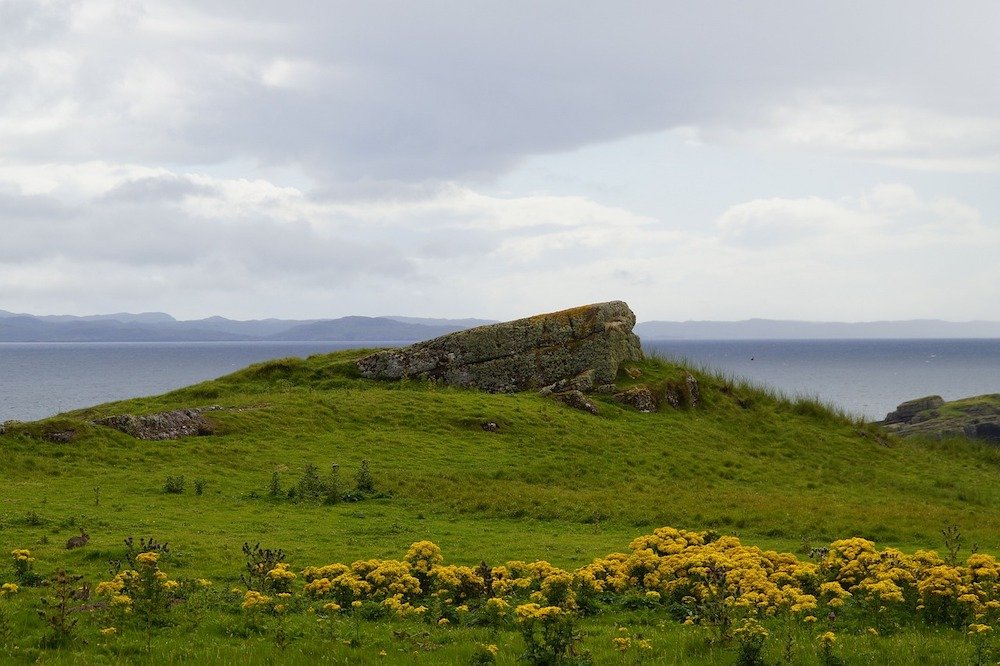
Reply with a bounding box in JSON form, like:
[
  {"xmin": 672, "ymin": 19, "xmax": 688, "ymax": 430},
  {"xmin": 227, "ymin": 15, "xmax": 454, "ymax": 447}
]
[
  {"xmin": 266, "ymin": 562, "xmax": 297, "ymax": 594},
  {"xmin": 242, "ymin": 589, "xmax": 272, "ymax": 610},
  {"xmin": 516, "ymin": 603, "xmax": 579, "ymax": 662},
  {"xmin": 67, "ymin": 527, "xmax": 1000, "ymax": 648},
  {"xmin": 11, "ymin": 548, "xmax": 43, "ymax": 586},
  {"xmin": 95, "ymin": 552, "xmax": 179, "ymax": 628},
  {"xmin": 404, "ymin": 540, "xmax": 443, "ymax": 576},
  {"xmin": 428, "ymin": 564, "xmax": 483, "ymax": 603}
]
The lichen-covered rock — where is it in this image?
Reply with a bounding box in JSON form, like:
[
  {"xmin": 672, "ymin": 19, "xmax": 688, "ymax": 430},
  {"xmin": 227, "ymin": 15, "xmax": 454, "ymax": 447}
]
[
  {"xmin": 538, "ymin": 370, "xmax": 596, "ymax": 396},
  {"xmin": 95, "ymin": 409, "xmax": 216, "ymax": 440},
  {"xmin": 661, "ymin": 373, "xmax": 701, "ymax": 409},
  {"xmin": 357, "ymin": 301, "xmax": 643, "ymax": 393},
  {"xmin": 614, "ymin": 385, "xmax": 658, "ymax": 412},
  {"xmin": 685, "ymin": 373, "xmax": 701, "ymax": 408},
  {"xmin": 552, "ymin": 390, "xmax": 599, "ymax": 415}
]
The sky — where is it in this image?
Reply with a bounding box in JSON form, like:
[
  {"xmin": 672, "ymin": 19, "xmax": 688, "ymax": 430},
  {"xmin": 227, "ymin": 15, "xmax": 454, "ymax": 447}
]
[{"xmin": 2, "ymin": 0, "xmax": 999, "ymax": 322}]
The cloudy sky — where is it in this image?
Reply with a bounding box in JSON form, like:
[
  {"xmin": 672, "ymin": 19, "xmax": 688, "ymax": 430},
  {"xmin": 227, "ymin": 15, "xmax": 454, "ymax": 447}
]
[{"xmin": 2, "ymin": 0, "xmax": 999, "ymax": 322}]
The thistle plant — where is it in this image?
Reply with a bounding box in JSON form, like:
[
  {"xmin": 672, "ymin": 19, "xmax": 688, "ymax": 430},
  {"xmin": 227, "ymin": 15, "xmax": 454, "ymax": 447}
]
[
  {"xmin": 268, "ymin": 471, "xmax": 282, "ymax": 497},
  {"xmin": 37, "ymin": 570, "xmax": 88, "ymax": 647},
  {"xmin": 241, "ymin": 542, "xmax": 286, "ymax": 592},
  {"xmin": 355, "ymin": 459, "xmax": 375, "ymax": 494}
]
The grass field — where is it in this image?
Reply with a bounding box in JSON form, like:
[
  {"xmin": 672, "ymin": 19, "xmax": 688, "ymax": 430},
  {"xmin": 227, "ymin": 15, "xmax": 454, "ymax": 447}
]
[{"xmin": 2, "ymin": 349, "xmax": 1000, "ymax": 663}]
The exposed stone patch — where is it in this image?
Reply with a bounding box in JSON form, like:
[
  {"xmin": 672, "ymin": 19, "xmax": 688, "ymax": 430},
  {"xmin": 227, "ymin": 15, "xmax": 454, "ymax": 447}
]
[
  {"xmin": 552, "ymin": 390, "xmax": 599, "ymax": 415},
  {"xmin": 538, "ymin": 370, "xmax": 595, "ymax": 396},
  {"xmin": 965, "ymin": 422, "xmax": 1000, "ymax": 443},
  {"xmin": 661, "ymin": 373, "xmax": 701, "ymax": 409},
  {"xmin": 481, "ymin": 421, "xmax": 500, "ymax": 432},
  {"xmin": 357, "ymin": 301, "xmax": 643, "ymax": 393},
  {"xmin": 614, "ymin": 385, "xmax": 658, "ymax": 413},
  {"xmin": 685, "ymin": 373, "xmax": 701, "ymax": 408},
  {"xmin": 95, "ymin": 409, "xmax": 216, "ymax": 440}
]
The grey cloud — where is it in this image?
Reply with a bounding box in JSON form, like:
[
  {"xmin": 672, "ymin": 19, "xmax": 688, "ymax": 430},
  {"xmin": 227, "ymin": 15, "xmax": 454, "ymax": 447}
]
[
  {"xmin": 0, "ymin": 186, "xmax": 71, "ymax": 221},
  {"xmin": 6, "ymin": 1, "xmax": 999, "ymax": 180},
  {"xmin": 101, "ymin": 175, "xmax": 215, "ymax": 203},
  {"xmin": 0, "ymin": 0, "xmax": 74, "ymax": 47},
  {"xmin": 0, "ymin": 180, "xmax": 417, "ymax": 282}
]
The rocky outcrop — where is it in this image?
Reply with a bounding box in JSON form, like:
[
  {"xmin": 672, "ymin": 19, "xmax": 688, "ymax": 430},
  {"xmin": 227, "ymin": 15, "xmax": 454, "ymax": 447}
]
[
  {"xmin": 95, "ymin": 409, "xmax": 216, "ymax": 440},
  {"xmin": 882, "ymin": 396, "xmax": 945, "ymax": 425},
  {"xmin": 357, "ymin": 301, "xmax": 643, "ymax": 393},
  {"xmin": 878, "ymin": 394, "xmax": 1000, "ymax": 443}
]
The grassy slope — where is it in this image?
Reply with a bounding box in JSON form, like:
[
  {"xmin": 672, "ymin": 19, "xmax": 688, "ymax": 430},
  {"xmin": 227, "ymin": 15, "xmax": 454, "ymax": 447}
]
[{"xmin": 3, "ymin": 348, "xmax": 999, "ymax": 586}]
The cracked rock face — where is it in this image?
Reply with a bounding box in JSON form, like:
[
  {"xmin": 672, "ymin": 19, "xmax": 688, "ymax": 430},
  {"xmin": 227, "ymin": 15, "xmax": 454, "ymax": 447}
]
[{"xmin": 356, "ymin": 301, "xmax": 643, "ymax": 393}]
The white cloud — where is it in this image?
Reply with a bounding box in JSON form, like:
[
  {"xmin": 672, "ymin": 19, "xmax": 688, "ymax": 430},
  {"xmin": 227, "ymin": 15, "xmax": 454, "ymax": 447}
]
[
  {"xmin": 2, "ymin": 2, "xmax": 999, "ymax": 320},
  {"xmin": 704, "ymin": 94, "xmax": 1000, "ymax": 172},
  {"xmin": 0, "ymin": 162, "xmax": 665, "ymax": 317},
  {"xmin": 706, "ymin": 185, "xmax": 1000, "ymax": 319}
]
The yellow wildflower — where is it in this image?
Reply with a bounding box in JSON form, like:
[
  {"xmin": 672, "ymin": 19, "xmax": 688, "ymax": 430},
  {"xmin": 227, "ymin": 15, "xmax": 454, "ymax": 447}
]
[
  {"xmin": 242, "ymin": 590, "xmax": 271, "ymax": 610},
  {"xmin": 613, "ymin": 636, "xmax": 631, "ymax": 651},
  {"xmin": 135, "ymin": 551, "xmax": 159, "ymax": 567}
]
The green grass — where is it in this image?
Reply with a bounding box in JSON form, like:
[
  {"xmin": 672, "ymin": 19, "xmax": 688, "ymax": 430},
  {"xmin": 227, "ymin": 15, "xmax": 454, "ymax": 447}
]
[{"xmin": 3, "ymin": 349, "xmax": 1000, "ymax": 662}]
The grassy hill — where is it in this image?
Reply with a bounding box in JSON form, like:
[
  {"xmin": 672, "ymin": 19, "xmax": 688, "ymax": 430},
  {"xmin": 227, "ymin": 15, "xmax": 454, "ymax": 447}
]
[{"xmin": 2, "ymin": 349, "xmax": 1000, "ymax": 663}]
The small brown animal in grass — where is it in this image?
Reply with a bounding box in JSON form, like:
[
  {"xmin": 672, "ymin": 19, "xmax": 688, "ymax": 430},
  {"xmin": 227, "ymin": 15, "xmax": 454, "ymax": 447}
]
[{"xmin": 66, "ymin": 529, "xmax": 89, "ymax": 549}]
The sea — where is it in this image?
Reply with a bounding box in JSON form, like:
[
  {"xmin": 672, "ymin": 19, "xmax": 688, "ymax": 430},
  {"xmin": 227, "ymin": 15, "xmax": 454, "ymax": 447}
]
[{"xmin": 1, "ymin": 339, "xmax": 999, "ymax": 423}]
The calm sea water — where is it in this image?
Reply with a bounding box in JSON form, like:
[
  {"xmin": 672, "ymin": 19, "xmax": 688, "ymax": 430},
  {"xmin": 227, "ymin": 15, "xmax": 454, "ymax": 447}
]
[
  {"xmin": 1, "ymin": 339, "xmax": 998, "ymax": 423},
  {"xmin": 646, "ymin": 338, "xmax": 1000, "ymax": 420},
  {"xmin": 0, "ymin": 342, "xmax": 383, "ymax": 423}
]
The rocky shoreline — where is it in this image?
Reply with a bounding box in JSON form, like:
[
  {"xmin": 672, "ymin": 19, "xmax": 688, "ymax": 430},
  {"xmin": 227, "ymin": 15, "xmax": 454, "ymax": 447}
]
[{"xmin": 877, "ymin": 394, "xmax": 1000, "ymax": 443}]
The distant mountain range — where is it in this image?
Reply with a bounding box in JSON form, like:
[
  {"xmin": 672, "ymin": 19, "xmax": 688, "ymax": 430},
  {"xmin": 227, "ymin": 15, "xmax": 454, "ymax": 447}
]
[
  {"xmin": 0, "ymin": 310, "xmax": 496, "ymax": 343},
  {"xmin": 1, "ymin": 309, "xmax": 999, "ymax": 342},
  {"xmin": 634, "ymin": 319, "xmax": 1000, "ymax": 340}
]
